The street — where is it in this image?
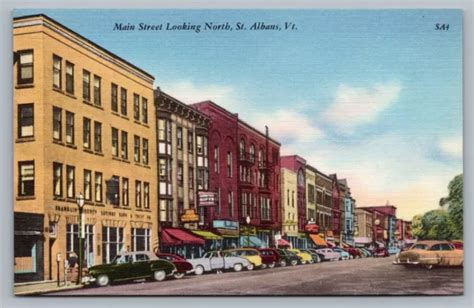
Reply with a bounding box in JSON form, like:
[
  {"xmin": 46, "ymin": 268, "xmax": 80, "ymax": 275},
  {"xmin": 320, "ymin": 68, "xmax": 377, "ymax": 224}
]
[{"xmin": 49, "ymin": 257, "xmax": 463, "ymax": 296}]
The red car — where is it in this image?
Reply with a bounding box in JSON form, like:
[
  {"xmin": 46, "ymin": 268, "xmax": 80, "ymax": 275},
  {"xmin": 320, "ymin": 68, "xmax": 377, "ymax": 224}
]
[
  {"xmin": 372, "ymin": 247, "xmax": 389, "ymax": 257},
  {"xmin": 156, "ymin": 253, "xmax": 194, "ymax": 279},
  {"xmin": 450, "ymin": 241, "xmax": 463, "ymax": 250},
  {"xmin": 257, "ymin": 248, "xmax": 279, "ymax": 269},
  {"xmin": 344, "ymin": 247, "xmax": 362, "ymax": 259}
]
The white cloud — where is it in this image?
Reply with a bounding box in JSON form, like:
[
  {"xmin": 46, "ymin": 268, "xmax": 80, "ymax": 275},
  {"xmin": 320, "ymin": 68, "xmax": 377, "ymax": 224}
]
[
  {"xmin": 439, "ymin": 136, "xmax": 463, "ymax": 159},
  {"xmin": 323, "ymin": 82, "xmax": 401, "ymax": 133}
]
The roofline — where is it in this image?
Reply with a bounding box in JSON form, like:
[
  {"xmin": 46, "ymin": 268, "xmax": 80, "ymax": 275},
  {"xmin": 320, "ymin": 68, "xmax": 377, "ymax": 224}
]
[
  {"xmin": 14, "ymin": 14, "xmax": 155, "ymax": 81},
  {"xmin": 155, "ymin": 89, "xmax": 210, "ymax": 120},
  {"xmin": 191, "ymin": 100, "xmax": 281, "ymax": 146},
  {"xmin": 305, "ymin": 164, "xmax": 318, "ymax": 173}
]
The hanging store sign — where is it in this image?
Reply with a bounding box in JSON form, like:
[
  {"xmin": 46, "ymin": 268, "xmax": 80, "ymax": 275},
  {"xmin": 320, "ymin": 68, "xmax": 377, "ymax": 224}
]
[
  {"xmin": 198, "ymin": 191, "xmax": 218, "ymax": 206},
  {"xmin": 304, "ymin": 223, "xmax": 319, "ymax": 233},
  {"xmin": 180, "ymin": 209, "xmax": 200, "ymax": 223}
]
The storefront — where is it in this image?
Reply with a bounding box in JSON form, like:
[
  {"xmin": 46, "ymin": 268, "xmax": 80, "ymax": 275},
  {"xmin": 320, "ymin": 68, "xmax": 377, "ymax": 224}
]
[
  {"xmin": 256, "ymin": 229, "xmax": 271, "ymax": 248},
  {"xmin": 212, "ymin": 220, "xmax": 240, "ymax": 249},
  {"xmin": 14, "ymin": 212, "xmax": 44, "ymax": 282},
  {"xmin": 296, "ymin": 232, "xmax": 310, "ymax": 249},
  {"xmin": 159, "ymin": 228, "xmax": 205, "ymax": 259},
  {"xmin": 192, "ymin": 230, "xmax": 223, "ymax": 251},
  {"xmin": 309, "ymin": 233, "xmax": 327, "ymax": 248}
]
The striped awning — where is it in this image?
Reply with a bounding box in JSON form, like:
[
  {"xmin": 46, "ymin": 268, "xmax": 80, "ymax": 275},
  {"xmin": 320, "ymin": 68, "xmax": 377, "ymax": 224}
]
[{"xmin": 192, "ymin": 230, "xmax": 223, "ymax": 240}]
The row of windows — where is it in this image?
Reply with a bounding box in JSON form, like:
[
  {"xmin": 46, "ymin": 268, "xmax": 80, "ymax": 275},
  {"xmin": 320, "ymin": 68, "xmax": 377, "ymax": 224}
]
[
  {"xmin": 16, "ymin": 50, "xmax": 149, "ymax": 124},
  {"xmin": 111, "ymin": 128, "xmax": 149, "ymax": 164}
]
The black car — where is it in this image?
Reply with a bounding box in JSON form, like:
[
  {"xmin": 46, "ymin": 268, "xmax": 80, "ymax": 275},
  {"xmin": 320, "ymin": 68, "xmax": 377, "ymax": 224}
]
[{"xmin": 276, "ymin": 249, "xmax": 301, "ymax": 266}]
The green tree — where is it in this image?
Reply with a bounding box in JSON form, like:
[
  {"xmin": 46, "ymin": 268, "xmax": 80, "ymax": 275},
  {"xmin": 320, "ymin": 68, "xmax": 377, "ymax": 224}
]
[
  {"xmin": 439, "ymin": 174, "xmax": 463, "ymax": 239},
  {"xmin": 411, "ymin": 214, "xmax": 423, "ymax": 239},
  {"xmin": 419, "ymin": 209, "xmax": 453, "ymax": 240}
]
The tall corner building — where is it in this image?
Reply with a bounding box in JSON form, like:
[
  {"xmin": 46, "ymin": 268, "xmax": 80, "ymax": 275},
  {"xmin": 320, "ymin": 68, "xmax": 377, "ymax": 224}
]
[{"xmin": 13, "ymin": 14, "xmax": 157, "ymax": 282}]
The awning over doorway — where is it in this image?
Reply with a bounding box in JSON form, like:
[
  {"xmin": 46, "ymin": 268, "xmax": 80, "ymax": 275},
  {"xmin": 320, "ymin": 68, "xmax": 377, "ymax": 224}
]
[
  {"xmin": 276, "ymin": 238, "xmax": 291, "ymax": 247},
  {"xmin": 309, "ymin": 234, "xmax": 327, "ymax": 246},
  {"xmin": 191, "ymin": 230, "xmax": 223, "ymax": 240},
  {"xmin": 161, "ymin": 228, "xmax": 205, "ymax": 246},
  {"xmin": 240, "ymin": 236, "xmax": 264, "ymax": 248}
]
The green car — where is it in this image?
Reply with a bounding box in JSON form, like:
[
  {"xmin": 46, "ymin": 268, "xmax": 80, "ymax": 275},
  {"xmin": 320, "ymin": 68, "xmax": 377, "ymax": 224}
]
[{"xmin": 86, "ymin": 251, "xmax": 176, "ymax": 287}]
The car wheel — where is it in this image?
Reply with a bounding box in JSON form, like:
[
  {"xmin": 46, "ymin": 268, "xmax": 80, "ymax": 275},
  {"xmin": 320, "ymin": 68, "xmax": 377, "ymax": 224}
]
[
  {"xmin": 246, "ymin": 263, "xmax": 254, "ymax": 271},
  {"xmin": 350, "ymin": 255, "xmax": 353, "ymax": 259},
  {"xmin": 96, "ymin": 274, "xmax": 109, "ymax": 287},
  {"xmin": 268, "ymin": 262, "xmax": 276, "ymax": 268},
  {"xmin": 424, "ymin": 264, "xmax": 434, "ymax": 270},
  {"xmin": 173, "ymin": 272, "xmax": 185, "ymax": 279},
  {"xmin": 280, "ymin": 260, "xmax": 287, "ymax": 267},
  {"xmin": 234, "ymin": 263, "xmax": 243, "ymax": 272},
  {"xmin": 261, "ymin": 263, "xmax": 267, "ymax": 269},
  {"xmin": 315, "ymin": 256, "xmax": 321, "ymax": 263},
  {"xmin": 194, "ymin": 265, "xmax": 205, "ymax": 276},
  {"xmin": 291, "ymin": 260, "xmax": 298, "ymax": 266},
  {"xmin": 301, "ymin": 260, "xmax": 307, "ymax": 265},
  {"xmin": 153, "ymin": 270, "xmax": 166, "ymax": 281},
  {"xmin": 308, "ymin": 258, "xmax": 314, "ymax": 264}
]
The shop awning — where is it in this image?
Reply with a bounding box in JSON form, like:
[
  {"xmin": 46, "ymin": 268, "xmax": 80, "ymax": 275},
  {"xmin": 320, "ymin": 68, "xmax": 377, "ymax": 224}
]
[
  {"xmin": 192, "ymin": 230, "xmax": 223, "ymax": 240},
  {"xmin": 354, "ymin": 236, "xmax": 372, "ymax": 244},
  {"xmin": 161, "ymin": 228, "xmax": 205, "ymax": 246},
  {"xmin": 309, "ymin": 234, "xmax": 327, "ymax": 246},
  {"xmin": 240, "ymin": 236, "xmax": 264, "ymax": 248},
  {"xmin": 326, "ymin": 241, "xmax": 336, "ymax": 248},
  {"xmin": 341, "ymin": 242, "xmax": 351, "ymax": 248},
  {"xmin": 276, "ymin": 238, "xmax": 291, "ymax": 247}
]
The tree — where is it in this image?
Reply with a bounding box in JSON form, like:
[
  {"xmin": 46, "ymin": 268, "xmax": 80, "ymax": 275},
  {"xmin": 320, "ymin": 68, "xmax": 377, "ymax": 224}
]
[
  {"xmin": 439, "ymin": 174, "xmax": 463, "ymax": 240},
  {"xmin": 419, "ymin": 209, "xmax": 453, "ymax": 240},
  {"xmin": 411, "ymin": 214, "xmax": 423, "ymax": 239}
]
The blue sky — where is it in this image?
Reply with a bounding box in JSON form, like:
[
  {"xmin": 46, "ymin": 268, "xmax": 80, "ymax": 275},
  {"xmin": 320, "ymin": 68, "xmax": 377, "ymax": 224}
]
[{"xmin": 14, "ymin": 9, "xmax": 463, "ymax": 219}]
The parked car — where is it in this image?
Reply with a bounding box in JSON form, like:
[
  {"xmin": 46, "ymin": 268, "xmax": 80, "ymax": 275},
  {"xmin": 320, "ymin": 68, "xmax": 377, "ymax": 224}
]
[
  {"xmin": 344, "ymin": 247, "xmax": 362, "ymax": 259},
  {"xmin": 156, "ymin": 253, "xmax": 194, "ymax": 279},
  {"xmin": 288, "ymin": 248, "xmax": 313, "ymax": 264},
  {"xmin": 187, "ymin": 250, "xmax": 252, "ymax": 275},
  {"xmin": 276, "ymin": 249, "xmax": 300, "ymax": 266},
  {"xmin": 257, "ymin": 248, "xmax": 279, "ymax": 269},
  {"xmin": 387, "ymin": 246, "xmax": 401, "ymax": 255},
  {"xmin": 224, "ymin": 248, "xmax": 263, "ymax": 270},
  {"xmin": 86, "ymin": 251, "xmax": 176, "ymax": 287},
  {"xmin": 301, "ymin": 249, "xmax": 322, "ymax": 263},
  {"xmin": 393, "ymin": 240, "xmax": 464, "ymax": 269},
  {"xmin": 314, "ymin": 248, "xmax": 340, "ymax": 261},
  {"xmin": 333, "ymin": 248, "xmax": 350, "ymax": 260},
  {"xmin": 357, "ymin": 248, "xmax": 372, "ymax": 257},
  {"xmin": 372, "ymin": 247, "xmax": 389, "ymax": 258},
  {"xmin": 450, "ymin": 241, "xmax": 463, "ymax": 250}
]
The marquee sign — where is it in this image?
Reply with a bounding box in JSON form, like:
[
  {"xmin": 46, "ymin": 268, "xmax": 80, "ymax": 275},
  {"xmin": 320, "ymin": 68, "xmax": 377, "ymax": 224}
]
[{"xmin": 198, "ymin": 191, "xmax": 218, "ymax": 206}]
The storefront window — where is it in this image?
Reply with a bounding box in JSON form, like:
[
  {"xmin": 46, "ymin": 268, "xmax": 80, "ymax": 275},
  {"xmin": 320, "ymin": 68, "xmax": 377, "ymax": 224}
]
[
  {"xmin": 102, "ymin": 226, "xmax": 124, "ymax": 264},
  {"xmin": 132, "ymin": 228, "xmax": 150, "ymax": 252}
]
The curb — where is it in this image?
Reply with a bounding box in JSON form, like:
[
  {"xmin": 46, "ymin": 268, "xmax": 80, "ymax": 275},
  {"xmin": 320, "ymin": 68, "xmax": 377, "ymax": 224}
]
[{"xmin": 15, "ymin": 285, "xmax": 85, "ymax": 296}]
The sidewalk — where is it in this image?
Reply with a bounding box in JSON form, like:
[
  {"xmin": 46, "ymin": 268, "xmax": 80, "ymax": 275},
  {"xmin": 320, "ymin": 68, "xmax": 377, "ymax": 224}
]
[{"xmin": 15, "ymin": 280, "xmax": 84, "ymax": 296}]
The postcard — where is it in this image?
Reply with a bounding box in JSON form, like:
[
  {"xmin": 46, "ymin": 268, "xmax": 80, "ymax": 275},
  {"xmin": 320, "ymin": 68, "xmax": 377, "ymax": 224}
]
[{"xmin": 12, "ymin": 9, "xmax": 463, "ymax": 296}]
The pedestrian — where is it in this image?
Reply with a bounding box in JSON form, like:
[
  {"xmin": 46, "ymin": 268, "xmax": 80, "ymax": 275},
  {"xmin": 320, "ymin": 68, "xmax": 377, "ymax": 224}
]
[{"xmin": 216, "ymin": 250, "xmax": 223, "ymax": 274}]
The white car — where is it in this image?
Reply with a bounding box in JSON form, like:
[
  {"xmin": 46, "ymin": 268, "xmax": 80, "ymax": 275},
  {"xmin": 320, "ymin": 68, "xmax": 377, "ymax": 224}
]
[
  {"xmin": 187, "ymin": 251, "xmax": 252, "ymax": 275},
  {"xmin": 314, "ymin": 248, "xmax": 341, "ymax": 261}
]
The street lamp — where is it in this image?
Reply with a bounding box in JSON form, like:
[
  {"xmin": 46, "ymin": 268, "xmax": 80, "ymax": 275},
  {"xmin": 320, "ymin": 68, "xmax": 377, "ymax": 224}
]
[
  {"xmin": 245, "ymin": 215, "xmax": 251, "ymax": 247},
  {"xmin": 76, "ymin": 193, "xmax": 85, "ymax": 285}
]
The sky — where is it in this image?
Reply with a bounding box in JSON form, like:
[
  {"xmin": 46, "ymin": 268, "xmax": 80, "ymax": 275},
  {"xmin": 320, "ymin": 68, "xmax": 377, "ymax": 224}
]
[{"xmin": 14, "ymin": 9, "xmax": 463, "ymax": 220}]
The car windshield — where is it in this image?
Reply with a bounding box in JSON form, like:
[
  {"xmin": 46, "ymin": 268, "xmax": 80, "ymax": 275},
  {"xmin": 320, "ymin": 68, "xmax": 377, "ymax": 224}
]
[
  {"xmin": 111, "ymin": 254, "xmax": 130, "ymax": 264},
  {"xmin": 411, "ymin": 244, "xmax": 428, "ymax": 250}
]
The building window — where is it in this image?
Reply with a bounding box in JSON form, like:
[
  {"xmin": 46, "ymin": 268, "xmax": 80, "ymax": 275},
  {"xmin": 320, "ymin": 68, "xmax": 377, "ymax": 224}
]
[
  {"xmin": 106, "ymin": 176, "xmax": 119, "ymax": 206},
  {"xmin": 18, "ymin": 103, "xmax": 34, "ymax": 138},
  {"xmin": 94, "ymin": 122, "xmax": 102, "ymax": 152},
  {"xmin": 18, "ymin": 161, "xmax": 34, "ymax": 196},
  {"xmin": 228, "ymin": 192, "xmax": 234, "ymax": 217},
  {"xmin": 82, "ymin": 70, "xmax": 90, "ymax": 101},
  {"xmin": 52, "ymin": 55, "xmax": 62, "ymax": 89},
  {"xmin": 159, "ymin": 200, "xmax": 172, "ymax": 223},
  {"xmin": 67, "ymin": 224, "xmax": 93, "ymax": 266},
  {"xmin": 159, "ymin": 158, "xmax": 168, "ymax": 181},
  {"xmin": 111, "ymin": 127, "xmax": 119, "ymax": 157},
  {"xmin": 134, "ymin": 135, "xmax": 140, "ymax": 162},
  {"xmin": 83, "ymin": 117, "xmax": 91, "ymax": 149},
  {"xmin": 143, "ymin": 182, "xmax": 150, "ymax": 209},
  {"xmin": 249, "ymin": 144, "xmax": 255, "ymax": 162},
  {"xmin": 66, "ymin": 165, "xmax": 75, "ymax": 199},
  {"xmin": 308, "ymin": 184, "xmax": 315, "ymax": 203},
  {"xmin": 214, "ymin": 146, "xmax": 219, "ymax": 173},
  {"xmin": 121, "ymin": 131, "xmax": 128, "ymax": 159},
  {"xmin": 260, "ymin": 197, "xmax": 271, "ymax": 221},
  {"xmin": 122, "ymin": 177, "xmax": 129, "ymax": 206},
  {"xmin": 189, "ymin": 167, "xmax": 194, "ymax": 189},
  {"xmin": 95, "ymin": 172, "xmax": 103, "ymax": 202},
  {"xmin": 53, "ymin": 162, "xmax": 62, "ymax": 197},
  {"xmin": 111, "ymin": 83, "xmax": 118, "ymax": 112},
  {"xmin": 65, "ymin": 111, "xmax": 74, "ymax": 144},
  {"xmin": 188, "ymin": 131, "xmax": 193, "ymax": 154},
  {"xmin": 102, "ymin": 227, "xmax": 124, "ymax": 264},
  {"xmin": 93, "ymin": 75, "xmax": 101, "ymax": 106},
  {"xmin": 142, "ymin": 138, "xmax": 149, "ymax": 165},
  {"xmin": 65, "ymin": 61, "xmax": 74, "ymax": 94},
  {"xmin": 135, "ymin": 181, "xmax": 142, "ymax": 208},
  {"xmin": 17, "ymin": 50, "xmax": 34, "ymax": 85},
  {"xmin": 120, "ymin": 88, "xmax": 127, "ymax": 116},
  {"xmin": 83, "ymin": 169, "xmax": 92, "ymax": 201},
  {"xmin": 227, "ymin": 151, "xmax": 232, "ymax": 177},
  {"xmin": 177, "ymin": 164, "xmax": 183, "ymax": 187},
  {"xmin": 131, "ymin": 228, "xmax": 150, "ymax": 252},
  {"xmin": 53, "ymin": 107, "xmax": 62, "ymax": 141},
  {"xmin": 142, "ymin": 98, "xmax": 148, "ymax": 124},
  {"xmin": 196, "ymin": 135, "xmax": 203, "ymax": 155},
  {"xmin": 177, "ymin": 127, "xmax": 183, "ymax": 150},
  {"xmin": 133, "ymin": 94, "xmax": 140, "ymax": 121}
]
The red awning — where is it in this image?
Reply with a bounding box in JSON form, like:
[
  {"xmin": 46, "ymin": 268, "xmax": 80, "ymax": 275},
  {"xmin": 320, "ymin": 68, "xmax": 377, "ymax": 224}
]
[
  {"xmin": 326, "ymin": 241, "xmax": 336, "ymax": 248},
  {"xmin": 161, "ymin": 228, "xmax": 205, "ymax": 246},
  {"xmin": 277, "ymin": 238, "xmax": 291, "ymax": 247}
]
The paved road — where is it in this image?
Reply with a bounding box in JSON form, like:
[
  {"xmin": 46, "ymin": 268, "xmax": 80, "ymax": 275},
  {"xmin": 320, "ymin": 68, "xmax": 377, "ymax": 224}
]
[{"xmin": 50, "ymin": 257, "xmax": 463, "ymax": 296}]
